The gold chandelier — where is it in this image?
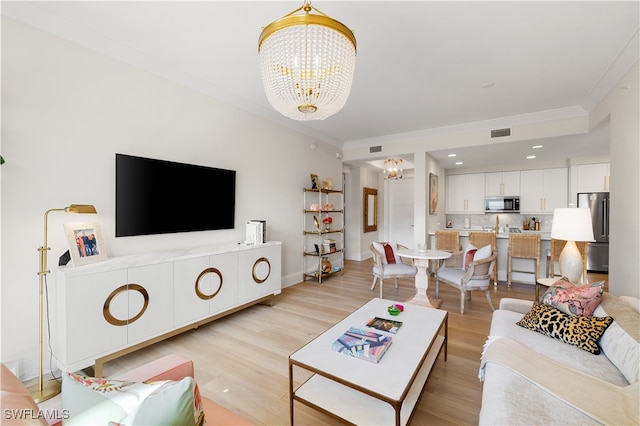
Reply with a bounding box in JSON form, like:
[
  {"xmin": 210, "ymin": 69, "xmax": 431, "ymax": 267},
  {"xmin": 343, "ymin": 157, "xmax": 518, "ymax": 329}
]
[
  {"xmin": 258, "ymin": 0, "xmax": 357, "ymax": 121},
  {"xmin": 384, "ymin": 158, "xmax": 404, "ymax": 180}
]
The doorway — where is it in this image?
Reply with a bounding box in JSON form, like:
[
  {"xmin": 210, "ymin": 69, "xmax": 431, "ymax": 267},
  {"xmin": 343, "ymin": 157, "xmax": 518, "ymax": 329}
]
[{"xmin": 387, "ymin": 178, "xmax": 414, "ymax": 247}]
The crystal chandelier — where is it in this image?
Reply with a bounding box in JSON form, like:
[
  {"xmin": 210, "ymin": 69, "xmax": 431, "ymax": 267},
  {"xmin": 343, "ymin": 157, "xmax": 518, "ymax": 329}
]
[
  {"xmin": 384, "ymin": 158, "xmax": 404, "ymax": 180},
  {"xmin": 258, "ymin": 0, "xmax": 357, "ymax": 121}
]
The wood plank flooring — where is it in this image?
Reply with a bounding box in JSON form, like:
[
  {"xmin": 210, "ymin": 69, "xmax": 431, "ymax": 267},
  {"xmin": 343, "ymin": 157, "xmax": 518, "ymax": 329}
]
[{"xmin": 103, "ymin": 260, "xmax": 607, "ymax": 425}]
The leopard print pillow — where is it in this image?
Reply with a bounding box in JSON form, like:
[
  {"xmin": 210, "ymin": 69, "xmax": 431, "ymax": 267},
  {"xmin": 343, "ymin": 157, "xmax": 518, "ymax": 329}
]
[{"xmin": 517, "ymin": 302, "xmax": 613, "ymax": 354}]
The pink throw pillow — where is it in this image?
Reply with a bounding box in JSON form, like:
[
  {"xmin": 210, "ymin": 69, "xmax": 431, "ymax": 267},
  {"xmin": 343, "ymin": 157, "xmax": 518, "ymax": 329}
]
[
  {"xmin": 464, "ymin": 249, "xmax": 477, "ymax": 271},
  {"xmin": 461, "ymin": 243, "xmax": 477, "ymax": 271},
  {"xmin": 541, "ymin": 279, "xmax": 605, "ymax": 316}
]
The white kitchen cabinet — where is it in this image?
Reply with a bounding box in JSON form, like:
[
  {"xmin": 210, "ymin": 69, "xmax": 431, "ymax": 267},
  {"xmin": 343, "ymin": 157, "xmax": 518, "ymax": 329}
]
[
  {"xmin": 446, "ymin": 173, "xmax": 485, "ymax": 213},
  {"xmin": 485, "ymin": 171, "xmax": 520, "ymax": 196},
  {"xmin": 52, "ymin": 242, "xmax": 281, "ymax": 374},
  {"xmin": 520, "ymin": 168, "xmax": 568, "ymax": 213},
  {"xmin": 576, "ymin": 163, "xmax": 610, "ymax": 193}
]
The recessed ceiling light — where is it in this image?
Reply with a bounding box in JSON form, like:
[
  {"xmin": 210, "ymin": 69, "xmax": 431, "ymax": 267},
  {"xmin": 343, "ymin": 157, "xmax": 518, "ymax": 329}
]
[
  {"xmin": 526, "ymin": 155, "xmax": 536, "ymax": 159},
  {"xmin": 532, "ymin": 145, "xmax": 543, "ymax": 149},
  {"xmin": 448, "ymin": 153, "xmax": 457, "ymax": 157},
  {"xmin": 455, "ymin": 161, "xmax": 463, "ymax": 165}
]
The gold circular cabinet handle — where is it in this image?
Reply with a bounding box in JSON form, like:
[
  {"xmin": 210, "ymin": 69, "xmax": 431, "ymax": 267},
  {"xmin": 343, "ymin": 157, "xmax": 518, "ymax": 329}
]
[
  {"xmin": 103, "ymin": 284, "xmax": 149, "ymax": 326},
  {"xmin": 195, "ymin": 267, "xmax": 223, "ymax": 300},
  {"xmin": 252, "ymin": 257, "xmax": 271, "ymax": 284}
]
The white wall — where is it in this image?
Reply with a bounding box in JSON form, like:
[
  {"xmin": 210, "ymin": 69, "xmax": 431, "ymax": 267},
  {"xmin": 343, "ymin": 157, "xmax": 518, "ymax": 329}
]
[
  {"xmin": 343, "ymin": 62, "xmax": 639, "ymax": 298},
  {"xmin": 0, "ymin": 19, "xmax": 343, "ymax": 378},
  {"xmin": 590, "ymin": 62, "xmax": 639, "ymax": 298}
]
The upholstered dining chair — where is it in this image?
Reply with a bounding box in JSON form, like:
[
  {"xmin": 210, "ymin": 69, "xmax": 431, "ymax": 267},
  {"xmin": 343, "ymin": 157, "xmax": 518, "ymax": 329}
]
[
  {"xmin": 370, "ymin": 242, "xmax": 417, "ymax": 298},
  {"xmin": 548, "ymin": 238, "xmax": 589, "ymax": 282},
  {"xmin": 435, "ymin": 245, "xmax": 497, "ymax": 314},
  {"xmin": 507, "ymin": 233, "xmax": 541, "ymax": 287},
  {"xmin": 469, "ymin": 231, "xmax": 498, "ymax": 285}
]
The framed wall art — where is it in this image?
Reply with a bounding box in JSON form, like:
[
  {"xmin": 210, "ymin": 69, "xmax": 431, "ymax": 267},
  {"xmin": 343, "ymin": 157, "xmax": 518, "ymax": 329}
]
[
  {"xmin": 64, "ymin": 221, "xmax": 107, "ymax": 266},
  {"xmin": 363, "ymin": 187, "xmax": 378, "ymax": 233},
  {"xmin": 429, "ymin": 173, "xmax": 439, "ymax": 214}
]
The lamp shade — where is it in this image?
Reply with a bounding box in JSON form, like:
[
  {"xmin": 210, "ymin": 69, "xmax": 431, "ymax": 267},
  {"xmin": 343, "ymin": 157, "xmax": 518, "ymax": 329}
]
[
  {"xmin": 258, "ymin": 1, "xmax": 356, "ymax": 121},
  {"xmin": 550, "ymin": 208, "xmax": 594, "ymax": 242}
]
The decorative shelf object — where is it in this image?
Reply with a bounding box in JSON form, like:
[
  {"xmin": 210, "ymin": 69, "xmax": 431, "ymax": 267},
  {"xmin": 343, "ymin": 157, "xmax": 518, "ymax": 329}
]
[{"xmin": 303, "ymin": 187, "xmax": 344, "ymax": 283}]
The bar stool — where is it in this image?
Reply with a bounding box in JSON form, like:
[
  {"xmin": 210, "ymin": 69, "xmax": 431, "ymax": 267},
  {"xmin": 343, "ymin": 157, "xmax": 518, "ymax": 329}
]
[
  {"xmin": 507, "ymin": 234, "xmax": 541, "ymax": 287},
  {"xmin": 435, "ymin": 230, "xmax": 460, "ymax": 252},
  {"xmin": 434, "ymin": 230, "xmax": 460, "ymax": 275},
  {"xmin": 469, "ymin": 231, "xmax": 498, "ymax": 285},
  {"xmin": 548, "ymin": 238, "xmax": 589, "ymax": 282}
]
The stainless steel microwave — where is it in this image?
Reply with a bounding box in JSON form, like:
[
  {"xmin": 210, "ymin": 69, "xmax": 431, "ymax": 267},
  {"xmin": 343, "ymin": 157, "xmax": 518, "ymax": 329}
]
[{"xmin": 485, "ymin": 196, "xmax": 520, "ymax": 213}]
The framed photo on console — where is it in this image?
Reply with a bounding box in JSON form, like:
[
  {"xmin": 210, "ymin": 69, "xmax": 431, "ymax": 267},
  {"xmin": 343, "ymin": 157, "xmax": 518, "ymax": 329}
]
[{"xmin": 64, "ymin": 221, "xmax": 107, "ymax": 266}]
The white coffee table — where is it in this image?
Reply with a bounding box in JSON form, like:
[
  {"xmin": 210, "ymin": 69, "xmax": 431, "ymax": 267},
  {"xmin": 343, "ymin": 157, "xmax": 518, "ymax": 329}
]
[{"xmin": 289, "ymin": 297, "xmax": 448, "ymax": 425}]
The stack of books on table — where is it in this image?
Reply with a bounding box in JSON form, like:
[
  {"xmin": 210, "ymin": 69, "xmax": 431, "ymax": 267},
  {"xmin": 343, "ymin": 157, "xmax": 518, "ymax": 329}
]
[
  {"xmin": 323, "ymin": 239, "xmax": 336, "ymax": 253},
  {"xmin": 331, "ymin": 327, "xmax": 392, "ymax": 363}
]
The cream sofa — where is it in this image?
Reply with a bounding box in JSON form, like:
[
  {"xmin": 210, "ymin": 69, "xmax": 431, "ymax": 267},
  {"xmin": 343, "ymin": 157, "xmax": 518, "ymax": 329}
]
[
  {"xmin": 1, "ymin": 354, "xmax": 252, "ymax": 425},
  {"xmin": 479, "ymin": 294, "xmax": 639, "ymax": 425}
]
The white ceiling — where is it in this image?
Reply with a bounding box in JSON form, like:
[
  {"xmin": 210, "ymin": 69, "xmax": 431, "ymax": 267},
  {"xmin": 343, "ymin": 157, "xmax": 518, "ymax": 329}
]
[{"xmin": 3, "ymin": 1, "xmax": 639, "ymax": 170}]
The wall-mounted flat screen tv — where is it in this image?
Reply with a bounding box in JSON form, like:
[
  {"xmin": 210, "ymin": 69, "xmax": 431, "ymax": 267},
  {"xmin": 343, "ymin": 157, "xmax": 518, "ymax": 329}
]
[{"xmin": 116, "ymin": 153, "xmax": 236, "ymax": 237}]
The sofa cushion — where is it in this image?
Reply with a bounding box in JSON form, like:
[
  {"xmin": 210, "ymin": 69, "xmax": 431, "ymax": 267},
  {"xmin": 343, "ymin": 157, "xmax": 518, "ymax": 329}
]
[
  {"xmin": 594, "ymin": 294, "xmax": 640, "ymax": 384},
  {"xmin": 0, "ymin": 364, "xmax": 49, "ymax": 425},
  {"xmin": 372, "ymin": 262, "xmax": 416, "ymax": 276},
  {"xmin": 62, "ymin": 373, "xmax": 205, "ymax": 425},
  {"xmin": 541, "ymin": 278, "xmax": 604, "ymax": 316},
  {"xmin": 619, "ymin": 295, "xmax": 640, "ymax": 313},
  {"xmin": 489, "ymin": 308, "xmax": 628, "ymax": 386},
  {"xmin": 516, "ymin": 302, "xmax": 613, "ymax": 355},
  {"xmin": 437, "ymin": 268, "xmax": 465, "ymax": 286}
]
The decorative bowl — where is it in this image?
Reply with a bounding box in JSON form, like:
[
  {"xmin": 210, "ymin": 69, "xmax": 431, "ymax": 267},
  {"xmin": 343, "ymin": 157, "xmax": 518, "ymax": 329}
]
[{"xmin": 387, "ymin": 304, "xmax": 404, "ymax": 316}]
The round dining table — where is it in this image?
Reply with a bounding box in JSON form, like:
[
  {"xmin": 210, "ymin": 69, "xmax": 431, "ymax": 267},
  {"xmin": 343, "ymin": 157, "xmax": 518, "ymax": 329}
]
[{"xmin": 397, "ymin": 248, "xmax": 452, "ymax": 308}]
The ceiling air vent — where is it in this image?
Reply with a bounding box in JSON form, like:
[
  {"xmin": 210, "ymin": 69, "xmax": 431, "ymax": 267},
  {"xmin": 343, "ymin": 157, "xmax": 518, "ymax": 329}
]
[
  {"xmin": 491, "ymin": 128, "xmax": 511, "ymax": 138},
  {"xmin": 369, "ymin": 145, "xmax": 382, "ymax": 154}
]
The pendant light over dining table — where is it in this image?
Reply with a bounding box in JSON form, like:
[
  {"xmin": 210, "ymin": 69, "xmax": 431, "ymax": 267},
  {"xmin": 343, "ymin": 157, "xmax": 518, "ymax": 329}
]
[{"xmin": 258, "ymin": 0, "xmax": 357, "ymax": 121}]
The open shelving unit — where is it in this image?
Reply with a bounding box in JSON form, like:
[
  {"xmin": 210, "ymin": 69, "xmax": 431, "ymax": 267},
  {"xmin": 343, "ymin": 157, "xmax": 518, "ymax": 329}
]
[{"xmin": 303, "ymin": 187, "xmax": 344, "ymax": 283}]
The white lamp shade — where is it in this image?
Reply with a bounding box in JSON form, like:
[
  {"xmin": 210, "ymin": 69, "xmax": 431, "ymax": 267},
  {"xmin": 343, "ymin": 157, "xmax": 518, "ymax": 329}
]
[{"xmin": 550, "ymin": 208, "xmax": 594, "ymax": 242}]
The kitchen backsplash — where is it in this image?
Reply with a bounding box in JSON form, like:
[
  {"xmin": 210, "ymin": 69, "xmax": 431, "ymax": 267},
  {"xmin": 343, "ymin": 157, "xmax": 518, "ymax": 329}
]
[{"xmin": 445, "ymin": 213, "xmax": 553, "ymax": 232}]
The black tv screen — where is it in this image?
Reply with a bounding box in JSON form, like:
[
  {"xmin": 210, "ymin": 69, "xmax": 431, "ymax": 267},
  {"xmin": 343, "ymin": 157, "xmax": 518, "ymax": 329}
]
[{"xmin": 116, "ymin": 154, "xmax": 236, "ymax": 237}]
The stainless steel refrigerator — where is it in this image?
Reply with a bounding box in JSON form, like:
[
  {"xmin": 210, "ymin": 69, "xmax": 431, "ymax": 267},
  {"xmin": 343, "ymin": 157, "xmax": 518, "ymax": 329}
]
[{"xmin": 577, "ymin": 192, "xmax": 609, "ymax": 272}]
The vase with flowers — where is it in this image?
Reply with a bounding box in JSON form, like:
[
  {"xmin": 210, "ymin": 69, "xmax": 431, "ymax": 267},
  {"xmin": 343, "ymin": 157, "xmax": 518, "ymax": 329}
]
[{"xmin": 322, "ymin": 216, "xmax": 333, "ymax": 231}]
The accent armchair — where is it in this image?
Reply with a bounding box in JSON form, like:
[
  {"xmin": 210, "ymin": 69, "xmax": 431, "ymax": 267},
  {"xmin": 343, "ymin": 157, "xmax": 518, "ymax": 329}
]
[
  {"xmin": 370, "ymin": 242, "xmax": 417, "ymax": 298},
  {"xmin": 436, "ymin": 246, "xmax": 497, "ymax": 314}
]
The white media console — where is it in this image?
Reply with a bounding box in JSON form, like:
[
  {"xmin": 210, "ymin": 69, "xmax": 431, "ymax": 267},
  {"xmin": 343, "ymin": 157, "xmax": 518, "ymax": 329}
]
[{"xmin": 51, "ymin": 241, "xmax": 281, "ymax": 376}]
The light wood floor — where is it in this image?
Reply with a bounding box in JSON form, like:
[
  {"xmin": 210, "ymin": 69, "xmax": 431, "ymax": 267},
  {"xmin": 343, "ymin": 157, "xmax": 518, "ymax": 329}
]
[{"xmin": 104, "ymin": 260, "xmax": 608, "ymax": 425}]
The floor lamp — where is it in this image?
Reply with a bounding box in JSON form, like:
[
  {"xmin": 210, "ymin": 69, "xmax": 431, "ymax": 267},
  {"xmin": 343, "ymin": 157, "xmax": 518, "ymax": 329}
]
[
  {"xmin": 550, "ymin": 207, "xmax": 594, "ymax": 284},
  {"xmin": 27, "ymin": 204, "xmax": 97, "ymax": 403}
]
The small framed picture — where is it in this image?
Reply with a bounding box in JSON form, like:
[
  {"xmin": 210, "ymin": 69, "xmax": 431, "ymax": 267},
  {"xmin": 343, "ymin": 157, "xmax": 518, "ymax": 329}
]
[
  {"xmin": 310, "ymin": 173, "xmax": 319, "ymax": 189},
  {"xmin": 64, "ymin": 222, "xmax": 107, "ymax": 266}
]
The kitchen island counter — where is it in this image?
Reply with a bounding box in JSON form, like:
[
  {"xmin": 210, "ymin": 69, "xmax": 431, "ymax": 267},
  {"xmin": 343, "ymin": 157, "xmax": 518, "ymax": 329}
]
[{"xmin": 428, "ymin": 230, "xmax": 551, "ymax": 284}]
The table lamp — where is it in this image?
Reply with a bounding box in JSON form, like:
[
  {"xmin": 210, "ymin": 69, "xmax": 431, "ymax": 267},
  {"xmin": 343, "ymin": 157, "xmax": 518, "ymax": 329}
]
[
  {"xmin": 28, "ymin": 204, "xmax": 97, "ymax": 403},
  {"xmin": 550, "ymin": 207, "xmax": 594, "ymax": 284}
]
